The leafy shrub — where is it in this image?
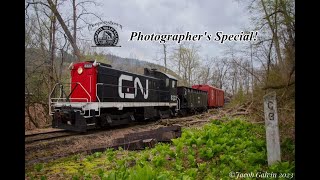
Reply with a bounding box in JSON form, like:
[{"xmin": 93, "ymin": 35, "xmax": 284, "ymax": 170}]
[{"xmin": 26, "ymin": 117, "xmax": 295, "ymax": 179}]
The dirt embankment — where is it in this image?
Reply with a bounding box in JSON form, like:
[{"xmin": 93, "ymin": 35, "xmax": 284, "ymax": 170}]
[
  {"xmin": 25, "ymin": 110, "xmax": 221, "ymax": 169},
  {"xmin": 25, "ymin": 103, "xmax": 51, "ymax": 130}
]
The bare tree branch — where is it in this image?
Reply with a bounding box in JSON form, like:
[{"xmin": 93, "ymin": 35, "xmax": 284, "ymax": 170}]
[{"xmin": 47, "ymin": 0, "xmax": 82, "ymax": 61}]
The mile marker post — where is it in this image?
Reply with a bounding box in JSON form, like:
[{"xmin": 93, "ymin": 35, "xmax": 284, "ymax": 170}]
[{"xmin": 263, "ymin": 91, "xmax": 281, "ymax": 166}]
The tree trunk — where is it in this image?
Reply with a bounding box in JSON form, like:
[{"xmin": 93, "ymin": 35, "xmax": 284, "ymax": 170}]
[
  {"xmin": 47, "ymin": 0, "xmax": 82, "ymax": 61},
  {"xmin": 187, "ymin": 56, "xmax": 191, "ymax": 86},
  {"xmin": 250, "ymin": 43, "xmax": 254, "ymax": 100},
  {"xmin": 261, "ymin": 0, "xmax": 283, "ymax": 66},
  {"xmin": 163, "ymin": 44, "xmax": 167, "ymax": 72},
  {"xmin": 49, "ymin": 0, "xmax": 57, "ymax": 90},
  {"xmin": 33, "ymin": 2, "xmax": 46, "ymax": 56},
  {"xmin": 178, "ymin": 45, "xmax": 181, "ymax": 76},
  {"xmin": 72, "ymin": 0, "xmax": 77, "ymax": 47}
]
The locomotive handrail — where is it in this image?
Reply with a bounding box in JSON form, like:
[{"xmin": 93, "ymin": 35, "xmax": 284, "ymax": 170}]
[
  {"xmin": 66, "ymin": 83, "xmax": 79, "ymax": 101},
  {"xmin": 49, "ymin": 83, "xmax": 61, "ymax": 102},
  {"xmin": 176, "ymin": 97, "xmax": 180, "ymax": 111},
  {"xmin": 94, "ymin": 82, "xmax": 170, "ymax": 93},
  {"xmin": 75, "ymin": 82, "xmax": 92, "ymax": 102},
  {"xmin": 51, "ymin": 98, "xmax": 88, "ymax": 102},
  {"xmin": 93, "ymin": 82, "xmax": 169, "ymax": 103},
  {"xmin": 49, "ymin": 82, "xmax": 93, "ymax": 117},
  {"xmin": 49, "ymin": 83, "xmax": 63, "ymax": 115},
  {"xmin": 68, "ymin": 82, "xmax": 92, "ymax": 117},
  {"xmin": 95, "ymin": 83, "xmax": 103, "ymax": 117},
  {"xmin": 49, "ymin": 82, "xmax": 92, "ymax": 102},
  {"xmin": 49, "ymin": 98, "xmax": 89, "ymax": 115}
]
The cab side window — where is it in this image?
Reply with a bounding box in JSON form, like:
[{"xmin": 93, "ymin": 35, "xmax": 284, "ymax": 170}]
[{"xmin": 148, "ymin": 80, "xmax": 152, "ymax": 89}]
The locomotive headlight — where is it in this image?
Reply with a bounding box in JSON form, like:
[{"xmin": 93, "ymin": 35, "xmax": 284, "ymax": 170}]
[{"xmin": 77, "ymin": 67, "xmax": 83, "ymax": 74}]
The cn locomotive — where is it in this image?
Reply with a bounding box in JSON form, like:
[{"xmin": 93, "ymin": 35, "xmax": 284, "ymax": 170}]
[{"xmin": 49, "ymin": 61, "xmax": 224, "ymax": 132}]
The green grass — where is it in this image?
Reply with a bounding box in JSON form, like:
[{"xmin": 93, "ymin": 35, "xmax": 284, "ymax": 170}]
[{"xmin": 26, "ymin": 117, "xmax": 295, "ymax": 179}]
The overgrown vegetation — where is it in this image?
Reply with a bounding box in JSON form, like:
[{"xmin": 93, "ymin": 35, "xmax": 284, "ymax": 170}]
[{"xmin": 26, "ymin": 117, "xmax": 295, "ymax": 179}]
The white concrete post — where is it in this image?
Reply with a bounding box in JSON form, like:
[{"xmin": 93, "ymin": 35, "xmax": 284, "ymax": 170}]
[{"xmin": 263, "ymin": 91, "xmax": 281, "ymax": 165}]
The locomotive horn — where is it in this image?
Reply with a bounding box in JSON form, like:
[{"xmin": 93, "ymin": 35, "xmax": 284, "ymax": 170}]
[
  {"xmin": 68, "ymin": 62, "xmax": 74, "ymax": 70},
  {"xmin": 93, "ymin": 60, "xmax": 98, "ymax": 67}
]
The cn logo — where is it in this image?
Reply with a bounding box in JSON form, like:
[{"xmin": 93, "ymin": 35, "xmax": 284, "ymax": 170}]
[{"xmin": 118, "ymin": 74, "xmax": 149, "ymax": 99}]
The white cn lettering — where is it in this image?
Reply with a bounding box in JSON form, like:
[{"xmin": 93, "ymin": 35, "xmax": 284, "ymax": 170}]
[
  {"xmin": 119, "ymin": 74, "xmax": 149, "ymax": 99},
  {"xmin": 118, "ymin": 74, "xmax": 134, "ymax": 99},
  {"xmin": 134, "ymin": 78, "xmax": 149, "ymax": 99}
]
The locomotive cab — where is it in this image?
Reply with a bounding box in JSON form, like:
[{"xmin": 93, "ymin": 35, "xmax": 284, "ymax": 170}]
[
  {"xmin": 143, "ymin": 68, "xmax": 177, "ymax": 103},
  {"xmin": 143, "ymin": 68, "xmax": 178, "ymax": 117}
]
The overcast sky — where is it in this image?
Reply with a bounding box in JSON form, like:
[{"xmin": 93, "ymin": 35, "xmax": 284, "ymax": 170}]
[{"xmin": 70, "ymin": 0, "xmax": 252, "ymax": 65}]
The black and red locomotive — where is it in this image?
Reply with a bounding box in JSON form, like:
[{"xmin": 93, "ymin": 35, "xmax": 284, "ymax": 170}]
[{"xmin": 50, "ymin": 61, "xmax": 224, "ymax": 132}]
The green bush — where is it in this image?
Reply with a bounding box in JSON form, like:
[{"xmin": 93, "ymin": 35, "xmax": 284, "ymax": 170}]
[{"xmin": 26, "ymin": 117, "xmax": 295, "ymax": 179}]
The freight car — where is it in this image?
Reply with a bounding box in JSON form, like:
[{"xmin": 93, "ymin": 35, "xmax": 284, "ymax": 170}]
[
  {"xmin": 177, "ymin": 86, "xmax": 208, "ymax": 116},
  {"xmin": 192, "ymin": 84, "xmax": 224, "ymax": 108}
]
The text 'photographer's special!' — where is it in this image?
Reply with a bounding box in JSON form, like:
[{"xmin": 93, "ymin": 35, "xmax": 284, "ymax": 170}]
[{"xmin": 129, "ymin": 31, "xmax": 258, "ymax": 44}]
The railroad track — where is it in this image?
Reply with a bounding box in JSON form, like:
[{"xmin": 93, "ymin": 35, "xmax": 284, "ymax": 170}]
[
  {"xmin": 25, "ymin": 130, "xmax": 80, "ymax": 144},
  {"xmin": 24, "ymin": 111, "xmax": 213, "ymax": 144},
  {"xmin": 24, "ymin": 123, "xmax": 144, "ymax": 144}
]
